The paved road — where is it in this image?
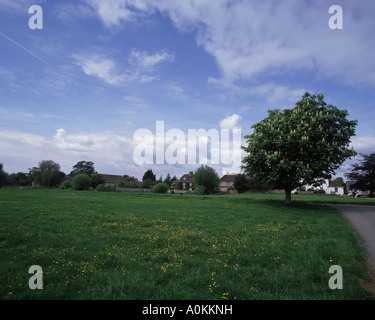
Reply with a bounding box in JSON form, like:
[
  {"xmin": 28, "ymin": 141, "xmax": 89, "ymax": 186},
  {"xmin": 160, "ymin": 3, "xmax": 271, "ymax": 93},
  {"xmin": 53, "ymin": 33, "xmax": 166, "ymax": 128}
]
[{"xmin": 327, "ymin": 204, "xmax": 375, "ymax": 269}]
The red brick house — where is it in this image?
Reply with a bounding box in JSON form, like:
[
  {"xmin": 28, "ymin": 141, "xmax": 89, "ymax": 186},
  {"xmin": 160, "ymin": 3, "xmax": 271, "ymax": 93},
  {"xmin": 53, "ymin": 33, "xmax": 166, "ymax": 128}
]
[{"xmin": 180, "ymin": 171, "xmax": 194, "ymax": 190}]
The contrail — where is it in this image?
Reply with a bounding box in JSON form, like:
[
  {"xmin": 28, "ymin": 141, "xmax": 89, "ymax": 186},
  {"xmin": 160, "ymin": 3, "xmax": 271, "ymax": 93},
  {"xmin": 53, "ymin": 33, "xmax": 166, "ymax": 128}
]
[{"xmin": 0, "ymin": 31, "xmax": 50, "ymax": 66}]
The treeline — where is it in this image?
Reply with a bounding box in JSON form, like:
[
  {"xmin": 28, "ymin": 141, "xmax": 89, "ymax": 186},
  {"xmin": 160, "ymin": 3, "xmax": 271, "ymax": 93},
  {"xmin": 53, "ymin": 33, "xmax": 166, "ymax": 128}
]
[
  {"xmin": 0, "ymin": 161, "xmax": 225, "ymax": 195},
  {"xmin": 0, "ymin": 160, "xmax": 182, "ymax": 192}
]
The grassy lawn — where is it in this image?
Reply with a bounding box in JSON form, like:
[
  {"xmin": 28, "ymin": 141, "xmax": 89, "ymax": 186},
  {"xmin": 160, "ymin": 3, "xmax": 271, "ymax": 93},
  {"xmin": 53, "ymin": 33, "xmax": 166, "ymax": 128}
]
[{"xmin": 0, "ymin": 187, "xmax": 374, "ymax": 300}]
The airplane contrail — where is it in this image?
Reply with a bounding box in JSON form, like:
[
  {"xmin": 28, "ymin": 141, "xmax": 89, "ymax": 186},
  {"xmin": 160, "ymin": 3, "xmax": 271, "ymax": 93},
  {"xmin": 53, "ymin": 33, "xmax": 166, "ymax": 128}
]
[{"xmin": 0, "ymin": 31, "xmax": 50, "ymax": 66}]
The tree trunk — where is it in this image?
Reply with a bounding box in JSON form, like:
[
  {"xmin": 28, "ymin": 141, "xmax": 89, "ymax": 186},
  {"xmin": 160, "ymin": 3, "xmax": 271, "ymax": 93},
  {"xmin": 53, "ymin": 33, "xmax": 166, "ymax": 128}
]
[{"xmin": 285, "ymin": 188, "xmax": 292, "ymax": 205}]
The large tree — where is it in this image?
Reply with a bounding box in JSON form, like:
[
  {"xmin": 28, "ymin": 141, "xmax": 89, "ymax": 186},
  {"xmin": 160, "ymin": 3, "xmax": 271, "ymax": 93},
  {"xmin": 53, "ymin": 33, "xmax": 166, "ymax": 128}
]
[
  {"xmin": 193, "ymin": 165, "xmax": 220, "ymax": 194},
  {"xmin": 29, "ymin": 160, "xmax": 65, "ymax": 187},
  {"xmin": 142, "ymin": 169, "xmax": 156, "ymax": 182},
  {"xmin": 70, "ymin": 160, "xmax": 96, "ymax": 177},
  {"xmin": 242, "ymin": 92, "xmax": 357, "ymax": 204},
  {"xmin": 0, "ymin": 163, "xmax": 8, "ymax": 188},
  {"xmin": 345, "ymin": 153, "xmax": 375, "ymax": 197}
]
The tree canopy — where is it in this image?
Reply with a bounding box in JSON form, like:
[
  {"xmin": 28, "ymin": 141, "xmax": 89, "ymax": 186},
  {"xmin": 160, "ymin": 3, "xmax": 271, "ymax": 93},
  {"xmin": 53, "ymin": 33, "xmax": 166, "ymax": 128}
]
[
  {"xmin": 70, "ymin": 161, "xmax": 96, "ymax": 177},
  {"xmin": 242, "ymin": 92, "xmax": 358, "ymax": 204},
  {"xmin": 0, "ymin": 163, "xmax": 8, "ymax": 188},
  {"xmin": 345, "ymin": 153, "xmax": 375, "ymax": 197},
  {"xmin": 193, "ymin": 165, "xmax": 220, "ymax": 194},
  {"xmin": 29, "ymin": 160, "xmax": 64, "ymax": 188},
  {"xmin": 143, "ymin": 169, "xmax": 156, "ymax": 182}
]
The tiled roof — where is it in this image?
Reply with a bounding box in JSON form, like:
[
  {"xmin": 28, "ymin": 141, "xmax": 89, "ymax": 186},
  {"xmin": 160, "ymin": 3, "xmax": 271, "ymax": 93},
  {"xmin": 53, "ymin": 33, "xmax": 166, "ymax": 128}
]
[
  {"xmin": 220, "ymin": 174, "xmax": 237, "ymax": 182},
  {"xmin": 96, "ymin": 173, "xmax": 122, "ymax": 184},
  {"xmin": 328, "ymin": 180, "xmax": 344, "ymax": 188}
]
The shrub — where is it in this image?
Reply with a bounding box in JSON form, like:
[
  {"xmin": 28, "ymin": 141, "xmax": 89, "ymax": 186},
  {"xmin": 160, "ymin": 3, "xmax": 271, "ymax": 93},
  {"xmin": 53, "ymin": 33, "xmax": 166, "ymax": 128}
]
[
  {"xmin": 313, "ymin": 189, "xmax": 326, "ymax": 194},
  {"xmin": 117, "ymin": 179, "xmax": 126, "ymax": 188},
  {"xmin": 91, "ymin": 174, "xmax": 105, "ymax": 188},
  {"xmin": 171, "ymin": 180, "xmax": 181, "ymax": 190},
  {"xmin": 95, "ymin": 184, "xmax": 105, "ymax": 192},
  {"xmin": 194, "ymin": 185, "xmax": 206, "ymax": 195},
  {"xmin": 60, "ymin": 180, "xmax": 72, "ymax": 189},
  {"xmin": 104, "ymin": 185, "xmax": 116, "ymax": 192},
  {"xmin": 72, "ymin": 173, "xmax": 91, "ymax": 190},
  {"xmin": 152, "ymin": 182, "xmax": 169, "ymax": 194},
  {"xmin": 139, "ymin": 179, "xmax": 156, "ymax": 189},
  {"xmin": 94, "ymin": 184, "xmax": 116, "ymax": 192}
]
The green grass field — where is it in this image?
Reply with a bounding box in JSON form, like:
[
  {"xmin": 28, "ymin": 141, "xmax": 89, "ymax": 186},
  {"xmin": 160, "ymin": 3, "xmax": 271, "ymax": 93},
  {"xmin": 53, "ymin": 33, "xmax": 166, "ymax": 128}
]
[{"xmin": 1, "ymin": 187, "xmax": 374, "ymax": 300}]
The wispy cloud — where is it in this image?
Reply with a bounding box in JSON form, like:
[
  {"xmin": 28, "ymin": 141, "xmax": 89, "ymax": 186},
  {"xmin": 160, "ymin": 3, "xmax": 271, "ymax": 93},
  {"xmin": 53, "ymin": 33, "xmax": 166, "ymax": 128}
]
[{"xmin": 72, "ymin": 49, "xmax": 173, "ymax": 86}]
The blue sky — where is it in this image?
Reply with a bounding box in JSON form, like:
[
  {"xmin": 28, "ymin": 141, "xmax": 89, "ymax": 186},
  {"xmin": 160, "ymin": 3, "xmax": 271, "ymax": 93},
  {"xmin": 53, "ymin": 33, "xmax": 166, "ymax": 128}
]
[{"xmin": 1, "ymin": 0, "xmax": 375, "ymax": 180}]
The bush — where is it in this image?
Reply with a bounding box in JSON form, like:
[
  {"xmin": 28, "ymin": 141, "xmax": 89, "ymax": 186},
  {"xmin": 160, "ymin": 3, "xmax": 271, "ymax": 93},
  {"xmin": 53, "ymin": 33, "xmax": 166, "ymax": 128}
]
[
  {"xmin": 171, "ymin": 180, "xmax": 181, "ymax": 190},
  {"xmin": 95, "ymin": 184, "xmax": 116, "ymax": 192},
  {"xmin": 152, "ymin": 182, "xmax": 169, "ymax": 194},
  {"xmin": 104, "ymin": 185, "xmax": 116, "ymax": 192},
  {"xmin": 139, "ymin": 179, "xmax": 156, "ymax": 189},
  {"xmin": 313, "ymin": 189, "xmax": 326, "ymax": 194},
  {"xmin": 194, "ymin": 185, "xmax": 206, "ymax": 195},
  {"xmin": 72, "ymin": 173, "xmax": 91, "ymax": 190},
  {"xmin": 60, "ymin": 180, "xmax": 72, "ymax": 189},
  {"xmin": 95, "ymin": 184, "xmax": 105, "ymax": 192},
  {"xmin": 117, "ymin": 179, "xmax": 126, "ymax": 188},
  {"xmin": 91, "ymin": 174, "xmax": 105, "ymax": 188}
]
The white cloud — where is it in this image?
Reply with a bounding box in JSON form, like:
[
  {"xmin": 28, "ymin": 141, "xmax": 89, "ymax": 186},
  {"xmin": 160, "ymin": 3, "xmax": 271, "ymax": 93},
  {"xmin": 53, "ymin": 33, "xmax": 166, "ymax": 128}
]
[
  {"xmin": 54, "ymin": 128, "xmax": 95, "ymax": 152},
  {"xmin": 219, "ymin": 114, "xmax": 242, "ymax": 130},
  {"xmin": 0, "ymin": 128, "xmax": 134, "ymax": 175},
  {"xmin": 250, "ymin": 84, "xmax": 307, "ymax": 106},
  {"xmin": 83, "ymin": 0, "xmax": 375, "ymax": 88},
  {"xmin": 351, "ymin": 134, "xmax": 375, "ymax": 155}
]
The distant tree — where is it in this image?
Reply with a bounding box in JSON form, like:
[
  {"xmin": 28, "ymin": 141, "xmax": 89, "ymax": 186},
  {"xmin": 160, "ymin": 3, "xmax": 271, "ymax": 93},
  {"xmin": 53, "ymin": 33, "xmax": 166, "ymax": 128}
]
[
  {"xmin": 345, "ymin": 153, "xmax": 375, "ymax": 197},
  {"xmin": 72, "ymin": 173, "xmax": 91, "ymax": 190},
  {"xmin": 7, "ymin": 172, "xmax": 32, "ymax": 186},
  {"xmin": 233, "ymin": 174, "xmax": 249, "ymax": 193},
  {"xmin": 242, "ymin": 92, "xmax": 357, "ymax": 204},
  {"xmin": 163, "ymin": 173, "xmax": 172, "ymax": 187},
  {"xmin": 117, "ymin": 175, "xmax": 138, "ymax": 188},
  {"xmin": 139, "ymin": 179, "xmax": 156, "ymax": 189},
  {"xmin": 171, "ymin": 175, "xmax": 177, "ymax": 184},
  {"xmin": 29, "ymin": 160, "xmax": 64, "ymax": 187},
  {"xmin": 0, "ymin": 163, "xmax": 8, "ymax": 188},
  {"xmin": 193, "ymin": 165, "xmax": 220, "ymax": 194},
  {"xmin": 91, "ymin": 174, "xmax": 105, "ymax": 188},
  {"xmin": 70, "ymin": 161, "xmax": 96, "ymax": 177},
  {"xmin": 143, "ymin": 169, "xmax": 156, "ymax": 182},
  {"xmin": 171, "ymin": 180, "xmax": 180, "ymax": 190}
]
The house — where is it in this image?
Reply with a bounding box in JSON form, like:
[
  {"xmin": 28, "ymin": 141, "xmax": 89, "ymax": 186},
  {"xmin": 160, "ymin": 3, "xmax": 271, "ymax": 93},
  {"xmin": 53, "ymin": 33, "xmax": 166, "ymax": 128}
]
[
  {"xmin": 219, "ymin": 173, "xmax": 237, "ymax": 193},
  {"xmin": 326, "ymin": 180, "xmax": 345, "ymax": 195},
  {"xmin": 96, "ymin": 173, "xmax": 122, "ymax": 186},
  {"xmin": 180, "ymin": 171, "xmax": 194, "ymax": 190},
  {"xmin": 293, "ymin": 179, "xmax": 345, "ymax": 195}
]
